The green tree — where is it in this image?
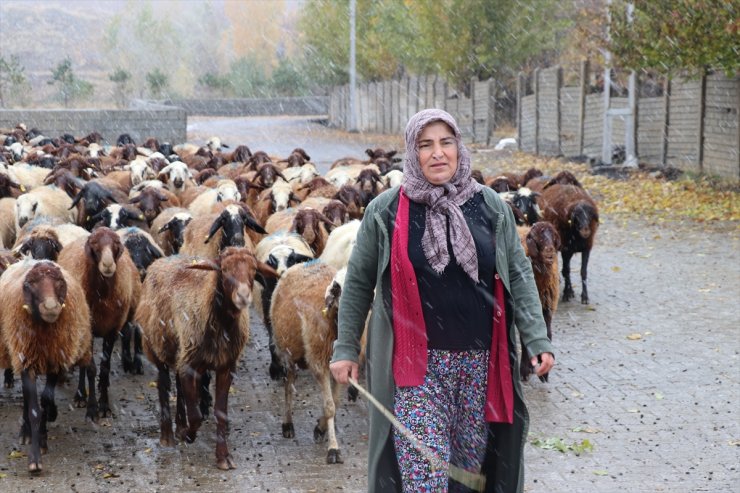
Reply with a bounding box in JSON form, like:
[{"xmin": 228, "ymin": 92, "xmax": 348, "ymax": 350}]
[
  {"xmin": 146, "ymin": 69, "xmax": 169, "ymax": 99},
  {"xmin": 109, "ymin": 67, "xmax": 132, "ymax": 108},
  {"xmin": 48, "ymin": 58, "xmax": 94, "ymax": 107},
  {"xmin": 0, "ymin": 55, "xmax": 29, "ymax": 107},
  {"xmin": 608, "ymin": 0, "xmax": 739, "ymax": 76},
  {"xmin": 198, "ymin": 72, "xmax": 232, "ymax": 97},
  {"xmin": 228, "ymin": 56, "xmax": 270, "ymax": 98},
  {"xmin": 271, "ymin": 58, "xmax": 308, "ymax": 96}
]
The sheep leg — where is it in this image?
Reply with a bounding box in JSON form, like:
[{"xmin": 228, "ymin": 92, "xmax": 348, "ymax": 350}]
[
  {"xmin": 74, "ymin": 341, "xmax": 93, "ymax": 407},
  {"xmin": 20, "ymin": 370, "xmax": 42, "ymax": 473},
  {"xmin": 84, "ymin": 363, "xmax": 99, "ymax": 423},
  {"xmin": 262, "ymin": 281, "xmax": 286, "ymax": 381},
  {"xmin": 561, "ymin": 251, "xmax": 575, "ymax": 302},
  {"xmin": 174, "ymin": 374, "xmax": 187, "ymax": 438},
  {"xmin": 133, "ymin": 323, "xmax": 144, "ymax": 374},
  {"xmin": 316, "ymin": 372, "xmax": 343, "ymax": 464},
  {"xmin": 178, "ymin": 366, "xmax": 203, "ymax": 443},
  {"xmin": 281, "ymin": 368, "xmax": 296, "ymax": 439},
  {"xmin": 4, "ymin": 368, "xmax": 14, "ymax": 388},
  {"xmin": 199, "ymin": 370, "xmax": 212, "ymax": 419},
  {"xmin": 580, "ymin": 249, "xmax": 590, "ymax": 304},
  {"xmin": 156, "ymin": 363, "xmax": 175, "ymax": 447},
  {"xmin": 19, "ymin": 381, "xmax": 31, "ymax": 445},
  {"xmin": 214, "ymin": 367, "xmax": 236, "ymax": 470},
  {"xmin": 120, "ymin": 323, "xmax": 134, "ymax": 373},
  {"xmin": 97, "ymin": 335, "xmax": 116, "ymax": 418},
  {"xmin": 39, "ymin": 373, "xmax": 58, "ymax": 454}
]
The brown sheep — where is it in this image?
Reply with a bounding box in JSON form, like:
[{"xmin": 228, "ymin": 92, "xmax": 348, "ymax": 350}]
[
  {"xmin": 151, "ymin": 207, "xmax": 193, "ymax": 255},
  {"xmin": 0, "ymin": 259, "xmax": 92, "ymax": 472},
  {"xmin": 517, "ymin": 223, "xmax": 561, "ymax": 382},
  {"xmin": 540, "ymin": 183, "xmax": 599, "ymax": 304},
  {"xmin": 270, "ymin": 262, "xmax": 346, "ymax": 464},
  {"xmin": 180, "ymin": 203, "xmax": 266, "ymax": 259},
  {"xmin": 294, "ymin": 176, "xmax": 338, "ymax": 201},
  {"xmin": 333, "ymin": 184, "xmax": 365, "ymax": 219},
  {"xmin": 138, "ymin": 247, "xmax": 278, "ymax": 470},
  {"xmin": 57, "ymin": 227, "xmax": 142, "ymax": 417}
]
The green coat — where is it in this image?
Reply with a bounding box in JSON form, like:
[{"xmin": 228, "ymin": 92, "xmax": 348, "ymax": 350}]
[{"xmin": 332, "ymin": 186, "xmax": 554, "ymax": 493}]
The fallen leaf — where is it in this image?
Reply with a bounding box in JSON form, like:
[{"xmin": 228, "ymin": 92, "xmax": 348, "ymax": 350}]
[
  {"xmin": 8, "ymin": 450, "xmax": 26, "ymax": 459},
  {"xmin": 95, "ymin": 464, "xmax": 105, "ymax": 470},
  {"xmin": 148, "ymin": 381, "xmax": 158, "ymax": 388},
  {"xmin": 0, "ymin": 473, "xmax": 6, "ymax": 478},
  {"xmin": 654, "ymin": 392, "xmax": 664, "ymax": 400},
  {"xmin": 644, "ymin": 331, "xmax": 653, "ymax": 335},
  {"xmin": 627, "ymin": 333, "xmax": 642, "ymax": 340},
  {"xmin": 144, "ymin": 448, "xmax": 152, "ymax": 454},
  {"xmin": 611, "ymin": 266, "xmax": 621, "ymax": 272},
  {"xmin": 627, "ymin": 408, "xmax": 639, "ymax": 413},
  {"xmin": 593, "ymin": 470, "xmax": 609, "ymax": 476},
  {"xmin": 698, "ymin": 288, "xmax": 711, "ymax": 292},
  {"xmin": 136, "ymin": 395, "xmax": 145, "ymax": 400},
  {"xmin": 229, "ymin": 386, "xmax": 237, "ymax": 395},
  {"xmin": 102, "ymin": 472, "xmax": 120, "ymax": 479},
  {"xmin": 729, "ymin": 439, "xmax": 740, "ymax": 446},
  {"xmin": 572, "ymin": 426, "xmax": 600, "ymax": 434}
]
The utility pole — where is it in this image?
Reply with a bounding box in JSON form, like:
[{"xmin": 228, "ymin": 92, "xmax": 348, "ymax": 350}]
[{"xmin": 349, "ymin": 0, "xmax": 358, "ymax": 132}]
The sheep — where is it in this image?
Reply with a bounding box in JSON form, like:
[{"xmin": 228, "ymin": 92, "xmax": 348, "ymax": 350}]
[
  {"xmin": 180, "ymin": 203, "xmax": 266, "ymax": 259},
  {"xmin": 318, "ymin": 219, "xmax": 361, "ymax": 271},
  {"xmin": 354, "ymin": 167, "xmax": 385, "ymax": 207},
  {"xmin": 138, "ymin": 247, "xmax": 278, "ymax": 470},
  {"xmin": 187, "ymin": 179, "xmax": 241, "ymax": 217},
  {"xmin": 265, "ymin": 208, "xmax": 334, "ymax": 256},
  {"xmin": 0, "ymin": 258, "xmax": 92, "ymax": 472},
  {"xmin": 294, "ymin": 176, "xmax": 338, "ymax": 201},
  {"xmin": 0, "ymin": 197, "xmax": 16, "ymax": 248},
  {"xmin": 253, "ymin": 232, "xmax": 315, "ymax": 379},
  {"xmin": 13, "ymin": 217, "xmax": 89, "ymax": 250},
  {"xmin": 383, "ymin": 169, "xmax": 404, "ymax": 189},
  {"xmin": 69, "ymin": 179, "xmax": 128, "ymax": 230},
  {"xmin": 42, "ymin": 167, "xmax": 86, "ymax": 198},
  {"xmin": 57, "ymin": 227, "xmax": 142, "ymax": 415},
  {"xmin": 117, "ymin": 227, "xmax": 164, "ymax": 280},
  {"xmin": 157, "ymin": 161, "xmax": 193, "ymax": 196},
  {"xmin": 253, "ymin": 179, "xmax": 301, "ymax": 226},
  {"xmin": 12, "ymin": 223, "xmax": 64, "ymax": 261},
  {"xmin": 540, "ymin": 183, "xmax": 599, "ymax": 304},
  {"xmin": 543, "ymin": 170, "xmax": 584, "ymax": 190},
  {"xmin": 2, "ymin": 162, "xmax": 50, "ymax": 190},
  {"xmin": 517, "ymin": 222, "xmax": 561, "ymax": 382},
  {"xmin": 281, "ymin": 162, "xmax": 320, "ymax": 185},
  {"xmin": 270, "ymin": 262, "xmax": 348, "ymax": 464},
  {"xmin": 151, "ymin": 207, "xmax": 193, "ymax": 255},
  {"xmin": 90, "ymin": 203, "xmax": 148, "ymax": 231},
  {"xmin": 14, "ymin": 185, "xmax": 77, "ymax": 233},
  {"xmin": 333, "ymin": 184, "xmax": 365, "ymax": 219},
  {"xmin": 499, "ymin": 187, "xmax": 542, "ymax": 226},
  {"xmin": 129, "ymin": 186, "xmax": 179, "ymax": 225},
  {"xmin": 0, "ymin": 172, "xmax": 24, "ymax": 198}
]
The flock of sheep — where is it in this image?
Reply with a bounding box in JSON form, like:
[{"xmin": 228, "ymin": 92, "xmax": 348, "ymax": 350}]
[{"xmin": 0, "ymin": 122, "xmax": 598, "ymax": 473}]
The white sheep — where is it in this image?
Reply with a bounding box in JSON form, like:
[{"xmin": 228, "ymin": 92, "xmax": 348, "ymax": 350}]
[
  {"xmin": 270, "ymin": 263, "xmax": 348, "ymax": 464},
  {"xmin": 318, "ymin": 219, "xmax": 361, "ymax": 271},
  {"xmin": 187, "ymin": 179, "xmax": 241, "ymax": 217},
  {"xmin": 14, "ymin": 185, "xmax": 76, "ymax": 235}
]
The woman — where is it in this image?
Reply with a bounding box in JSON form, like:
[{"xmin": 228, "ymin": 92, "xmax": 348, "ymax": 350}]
[{"xmin": 330, "ymin": 109, "xmax": 554, "ymax": 493}]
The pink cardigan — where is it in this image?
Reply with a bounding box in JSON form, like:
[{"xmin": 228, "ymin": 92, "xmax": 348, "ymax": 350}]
[{"xmin": 390, "ymin": 189, "xmax": 514, "ymax": 423}]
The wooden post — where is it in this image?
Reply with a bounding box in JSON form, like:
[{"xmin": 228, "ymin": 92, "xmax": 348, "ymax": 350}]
[
  {"xmin": 661, "ymin": 76, "xmax": 671, "ymax": 167},
  {"xmin": 534, "ymin": 69, "xmax": 540, "ymax": 155},
  {"xmin": 697, "ymin": 72, "xmax": 707, "ymax": 173},
  {"xmin": 517, "ymin": 72, "xmax": 524, "ymax": 151},
  {"xmin": 556, "ymin": 66, "xmax": 563, "ymax": 155},
  {"xmin": 487, "ymin": 78, "xmax": 496, "ymax": 146},
  {"xmin": 578, "ymin": 60, "xmax": 589, "ymax": 156}
]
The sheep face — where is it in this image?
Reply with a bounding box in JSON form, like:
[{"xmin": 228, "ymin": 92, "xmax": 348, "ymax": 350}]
[
  {"xmin": 19, "ymin": 232, "xmax": 63, "ymax": 261},
  {"xmin": 120, "ymin": 229, "xmax": 163, "ymax": 280},
  {"xmin": 205, "ymin": 205, "xmax": 266, "ymax": 249},
  {"xmin": 23, "ymin": 262, "xmax": 67, "ymax": 324},
  {"xmin": 129, "ymin": 160, "xmax": 156, "ymax": 186},
  {"xmin": 14, "ymin": 195, "xmax": 39, "ymax": 228},
  {"xmin": 158, "ymin": 162, "xmax": 191, "ymax": 193},
  {"xmin": 323, "ymin": 201, "xmax": 349, "ymax": 226},
  {"xmin": 215, "ymin": 181, "xmax": 240, "ymax": 203},
  {"xmin": 571, "ymin": 202, "xmax": 599, "ymax": 240},
  {"xmin": 159, "ymin": 213, "xmax": 192, "ymax": 253},
  {"xmin": 526, "ymin": 222, "xmax": 561, "ymax": 267},
  {"xmin": 266, "ymin": 246, "xmax": 313, "ymax": 276},
  {"xmin": 85, "ymin": 227, "xmax": 124, "ymax": 278}
]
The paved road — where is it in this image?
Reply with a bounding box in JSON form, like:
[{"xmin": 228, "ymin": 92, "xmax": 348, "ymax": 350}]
[{"xmin": 0, "ymin": 117, "xmax": 737, "ymax": 492}]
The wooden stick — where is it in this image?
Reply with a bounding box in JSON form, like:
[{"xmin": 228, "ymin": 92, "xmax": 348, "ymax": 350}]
[{"xmin": 348, "ymin": 377, "xmax": 486, "ymax": 492}]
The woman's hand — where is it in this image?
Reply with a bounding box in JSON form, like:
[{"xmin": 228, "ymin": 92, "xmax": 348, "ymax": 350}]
[
  {"xmin": 330, "ymin": 360, "xmax": 359, "ymax": 385},
  {"xmin": 531, "ymin": 352, "xmax": 554, "ymax": 378}
]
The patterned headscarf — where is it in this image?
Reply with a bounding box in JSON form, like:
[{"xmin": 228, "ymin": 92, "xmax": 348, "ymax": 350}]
[{"xmin": 400, "ymin": 109, "xmax": 483, "ymax": 282}]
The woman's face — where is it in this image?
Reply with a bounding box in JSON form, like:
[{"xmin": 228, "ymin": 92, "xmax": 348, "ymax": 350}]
[{"xmin": 417, "ymin": 121, "xmax": 458, "ymax": 185}]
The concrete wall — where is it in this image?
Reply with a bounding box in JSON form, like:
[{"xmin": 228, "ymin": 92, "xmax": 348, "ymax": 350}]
[
  {"xmin": 0, "ymin": 102, "xmax": 186, "ymax": 144},
  {"xmin": 518, "ymin": 65, "xmax": 739, "ymax": 180},
  {"xmin": 162, "ymin": 97, "xmax": 329, "ymax": 117}
]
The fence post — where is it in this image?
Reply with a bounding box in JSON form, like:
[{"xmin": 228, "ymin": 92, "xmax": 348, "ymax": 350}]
[
  {"xmin": 661, "ymin": 76, "xmax": 671, "ymax": 167},
  {"xmin": 487, "ymin": 78, "xmax": 496, "ymax": 146},
  {"xmin": 534, "ymin": 68, "xmax": 540, "ymax": 154},
  {"xmin": 578, "ymin": 60, "xmax": 589, "ymax": 156},
  {"xmin": 697, "ymin": 72, "xmax": 706, "ymax": 173},
  {"xmin": 557, "ymin": 66, "xmax": 563, "ymax": 155},
  {"xmin": 517, "ymin": 72, "xmax": 524, "ymax": 151}
]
